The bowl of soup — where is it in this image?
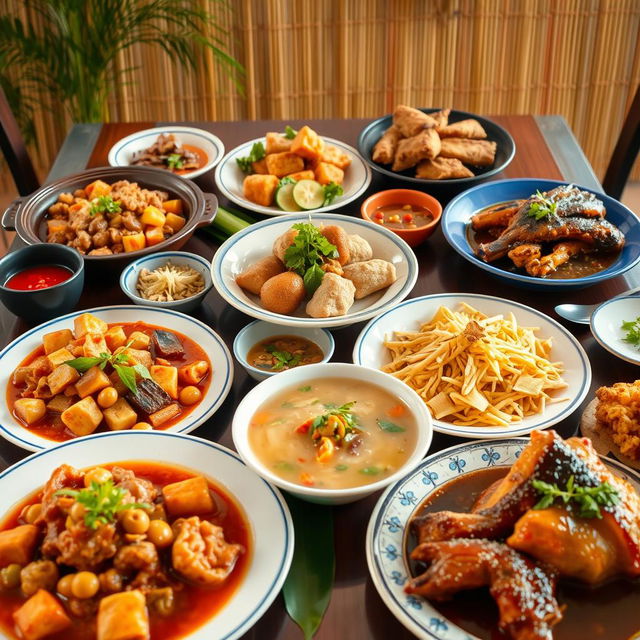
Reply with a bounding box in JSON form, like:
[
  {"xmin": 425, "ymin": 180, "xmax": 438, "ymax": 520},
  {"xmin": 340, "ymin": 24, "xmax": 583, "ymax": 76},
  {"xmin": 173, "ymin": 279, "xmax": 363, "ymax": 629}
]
[
  {"xmin": 361, "ymin": 189, "xmax": 442, "ymax": 247},
  {"xmin": 232, "ymin": 362, "xmax": 433, "ymax": 504}
]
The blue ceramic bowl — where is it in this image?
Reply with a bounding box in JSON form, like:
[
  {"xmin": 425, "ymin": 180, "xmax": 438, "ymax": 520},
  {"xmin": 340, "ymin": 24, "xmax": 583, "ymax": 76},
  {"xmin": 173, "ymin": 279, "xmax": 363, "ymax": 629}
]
[
  {"xmin": 0, "ymin": 244, "xmax": 84, "ymax": 322},
  {"xmin": 120, "ymin": 251, "xmax": 213, "ymax": 313},
  {"xmin": 442, "ymin": 178, "xmax": 640, "ymax": 290}
]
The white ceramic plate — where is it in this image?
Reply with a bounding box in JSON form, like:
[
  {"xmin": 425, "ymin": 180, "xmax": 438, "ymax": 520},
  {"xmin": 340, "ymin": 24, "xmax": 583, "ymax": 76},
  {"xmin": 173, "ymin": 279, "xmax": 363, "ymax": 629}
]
[
  {"xmin": 211, "ymin": 213, "xmax": 419, "ymax": 328},
  {"xmin": 366, "ymin": 438, "xmax": 640, "ymax": 640},
  {"xmin": 353, "ymin": 293, "xmax": 591, "ymax": 438},
  {"xmin": 0, "ymin": 305, "xmax": 233, "ymax": 451},
  {"xmin": 214, "ymin": 136, "xmax": 371, "ymax": 215},
  {"xmin": 591, "ymin": 296, "xmax": 640, "ymax": 365},
  {"xmin": 108, "ymin": 126, "xmax": 225, "ymax": 179},
  {"xmin": 0, "ymin": 431, "xmax": 293, "ymax": 640}
]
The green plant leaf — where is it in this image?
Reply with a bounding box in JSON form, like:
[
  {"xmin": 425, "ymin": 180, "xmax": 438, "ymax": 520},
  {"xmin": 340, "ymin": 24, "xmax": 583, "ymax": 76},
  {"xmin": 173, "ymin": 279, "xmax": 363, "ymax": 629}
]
[
  {"xmin": 376, "ymin": 418, "xmax": 406, "ymax": 432},
  {"xmin": 64, "ymin": 356, "xmax": 105, "ymax": 373},
  {"xmin": 283, "ymin": 495, "xmax": 334, "ymax": 640}
]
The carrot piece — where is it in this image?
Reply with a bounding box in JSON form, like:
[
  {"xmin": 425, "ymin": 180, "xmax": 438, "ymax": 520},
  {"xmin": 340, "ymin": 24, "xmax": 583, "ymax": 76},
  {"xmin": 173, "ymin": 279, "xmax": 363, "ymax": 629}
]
[
  {"xmin": 251, "ymin": 411, "xmax": 272, "ymax": 426},
  {"xmin": 299, "ymin": 472, "xmax": 314, "ymax": 486},
  {"xmin": 387, "ymin": 404, "xmax": 406, "ymax": 418},
  {"xmin": 294, "ymin": 419, "xmax": 313, "ymax": 434}
]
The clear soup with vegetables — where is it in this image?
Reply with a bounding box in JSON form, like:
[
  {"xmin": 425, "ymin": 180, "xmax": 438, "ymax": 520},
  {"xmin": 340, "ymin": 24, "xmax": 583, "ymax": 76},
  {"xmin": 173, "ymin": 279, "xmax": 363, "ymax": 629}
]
[{"xmin": 248, "ymin": 378, "xmax": 417, "ymax": 489}]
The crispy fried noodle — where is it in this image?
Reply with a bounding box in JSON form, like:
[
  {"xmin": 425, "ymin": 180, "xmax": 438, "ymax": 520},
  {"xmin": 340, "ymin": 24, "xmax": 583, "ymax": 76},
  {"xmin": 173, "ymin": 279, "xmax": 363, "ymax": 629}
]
[{"xmin": 382, "ymin": 303, "xmax": 568, "ymax": 427}]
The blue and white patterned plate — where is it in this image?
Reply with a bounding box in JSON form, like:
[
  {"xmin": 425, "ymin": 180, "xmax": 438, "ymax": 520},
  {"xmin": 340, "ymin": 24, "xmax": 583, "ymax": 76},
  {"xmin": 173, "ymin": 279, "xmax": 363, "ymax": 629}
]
[{"xmin": 366, "ymin": 438, "xmax": 640, "ymax": 640}]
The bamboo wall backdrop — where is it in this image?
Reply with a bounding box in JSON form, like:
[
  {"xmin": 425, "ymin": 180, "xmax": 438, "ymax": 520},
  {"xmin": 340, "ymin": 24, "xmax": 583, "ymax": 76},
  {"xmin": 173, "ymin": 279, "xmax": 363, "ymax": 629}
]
[{"xmin": 1, "ymin": 0, "xmax": 640, "ymax": 195}]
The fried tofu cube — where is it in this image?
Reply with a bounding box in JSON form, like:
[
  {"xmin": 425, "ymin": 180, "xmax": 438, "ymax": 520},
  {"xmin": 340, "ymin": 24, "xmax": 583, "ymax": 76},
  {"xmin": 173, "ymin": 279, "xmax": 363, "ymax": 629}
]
[
  {"xmin": 85, "ymin": 180, "xmax": 112, "ymax": 199},
  {"xmin": 76, "ymin": 366, "xmax": 111, "ymax": 398},
  {"xmin": 150, "ymin": 365, "xmax": 178, "ymax": 399},
  {"xmin": 13, "ymin": 590, "xmax": 71, "ymax": 640},
  {"xmin": 97, "ymin": 590, "xmax": 149, "ymax": 640},
  {"xmin": 47, "ymin": 364, "xmax": 80, "ymax": 396},
  {"xmin": 47, "ymin": 394, "xmax": 74, "ymax": 413},
  {"xmin": 162, "ymin": 476, "xmax": 213, "ymax": 517},
  {"xmin": 46, "ymin": 347, "xmax": 74, "ymax": 369},
  {"xmin": 314, "ymin": 162, "xmax": 344, "ymax": 185},
  {"xmin": 242, "ymin": 174, "xmax": 279, "ymax": 207},
  {"xmin": 250, "ymin": 158, "xmax": 269, "ymax": 175},
  {"xmin": 0, "ymin": 524, "xmax": 39, "ymax": 568},
  {"xmin": 164, "ymin": 213, "xmax": 186, "ymax": 233},
  {"xmin": 264, "ymin": 152, "xmax": 305, "ymax": 178},
  {"xmin": 13, "ymin": 399, "xmax": 46, "ymax": 425},
  {"xmin": 321, "ymin": 144, "xmax": 351, "ymax": 169},
  {"xmin": 104, "ymin": 326, "xmax": 127, "ymax": 352},
  {"xmin": 291, "ymin": 125, "xmax": 325, "ymax": 160},
  {"xmin": 128, "ymin": 331, "xmax": 150, "ymax": 350},
  {"xmin": 74, "ymin": 313, "xmax": 108, "ymax": 339},
  {"xmin": 61, "ymin": 396, "xmax": 103, "ymax": 436},
  {"xmin": 42, "ymin": 329, "xmax": 73, "ymax": 355},
  {"xmin": 266, "ymin": 131, "xmax": 293, "ymax": 154},
  {"xmin": 83, "ymin": 333, "xmax": 109, "ymax": 358},
  {"xmin": 103, "ymin": 398, "xmax": 137, "ymax": 431},
  {"xmin": 286, "ymin": 170, "xmax": 315, "ymax": 181},
  {"xmin": 148, "ymin": 403, "xmax": 181, "ymax": 428}
]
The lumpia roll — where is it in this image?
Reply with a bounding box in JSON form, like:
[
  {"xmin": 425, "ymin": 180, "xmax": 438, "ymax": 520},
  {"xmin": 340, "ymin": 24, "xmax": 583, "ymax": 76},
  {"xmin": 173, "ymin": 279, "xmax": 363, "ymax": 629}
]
[
  {"xmin": 392, "ymin": 104, "xmax": 437, "ymax": 137},
  {"xmin": 392, "ymin": 129, "xmax": 441, "ymax": 172},
  {"xmin": 372, "ymin": 125, "xmax": 402, "ymax": 164}
]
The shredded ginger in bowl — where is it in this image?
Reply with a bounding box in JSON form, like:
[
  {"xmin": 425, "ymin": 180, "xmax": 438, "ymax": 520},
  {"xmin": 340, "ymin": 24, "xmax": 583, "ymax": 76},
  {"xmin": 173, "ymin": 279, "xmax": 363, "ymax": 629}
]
[{"xmin": 136, "ymin": 261, "xmax": 205, "ymax": 301}]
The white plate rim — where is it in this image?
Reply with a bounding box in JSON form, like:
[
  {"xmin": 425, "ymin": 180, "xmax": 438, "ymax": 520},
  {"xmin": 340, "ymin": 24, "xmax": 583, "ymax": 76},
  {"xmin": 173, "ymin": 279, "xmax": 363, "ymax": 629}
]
[
  {"xmin": 107, "ymin": 126, "xmax": 226, "ymax": 178},
  {"xmin": 213, "ymin": 136, "xmax": 372, "ymax": 216},
  {"xmin": 352, "ymin": 292, "xmax": 592, "ymax": 437},
  {"xmin": 590, "ymin": 296, "xmax": 640, "ymax": 365},
  {"xmin": 366, "ymin": 436, "xmax": 640, "ymax": 640},
  {"xmin": 0, "ymin": 305, "xmax": 234, "ymax": 451},
  {"xmin": 210, "ymin": 212, "xmax": 419, "ymax": 328},
  {"xmin": 0, "ymin": 430, "xmax": 294, "ymax": 640}
]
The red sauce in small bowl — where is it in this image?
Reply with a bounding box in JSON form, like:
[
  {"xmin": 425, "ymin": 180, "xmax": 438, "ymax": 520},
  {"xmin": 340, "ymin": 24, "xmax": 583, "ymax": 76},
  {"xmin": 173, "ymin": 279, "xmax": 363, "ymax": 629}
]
[{"xmin": 4, "ymin": 265, "xmax": 73, "ymax": 291}]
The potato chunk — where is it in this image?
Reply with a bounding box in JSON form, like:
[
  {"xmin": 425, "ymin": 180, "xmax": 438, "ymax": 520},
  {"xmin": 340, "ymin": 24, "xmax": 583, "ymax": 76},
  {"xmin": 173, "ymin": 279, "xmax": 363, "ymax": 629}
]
[
  {"xmin": 13, "ymin": 399, "xmax": 46, "ymax": 425},
  {"xmin": 13, "ymin": 590, "xmax": 71, "ymax": 640},
  {"xmin": 104, "ymin": 326, "xmax": 127, "ymax": 351},
  {"xmin": 178, "ymin": 361, "xmax": 210, "ymax": 386},
  {"xmin": 115, "ymin": 347, "xmax": 152, "ymax": 369},
  {"xmin": 47, "ymin": 364, "xmax": 80, "ymax": 396},
  {"xmin": 74, "ymin": 313, "xmax": 108, "ymax": 339},
  {"xmin": 128, "ymin": 331, "xmax": 150, "ymax": 350},
  {"xmin": 242, "ymin": 174, "xmax": 279, "ymax": 207},
  {"xmin": 150, "ymin": 365, "xmax": 178, "ymax": 399},
  {"xmin": 103, "ymin": 398, "xmax": 138, "ymax": 431},
  {"xmin": 264, "ymin": 151, "xmax": 305, "ymax": 178},
  {"xmin": 97, "ymin": 590, "xmax": 149, "ymax": 640},
  {"xmin": 83, "ymin": 333, "xmax": 109, "ymax": 358},
  {"xmin": 46, "ymin": 394, "xmax": 74, "ymax": 413},
  {"xmin": 46, "ymin": 347, "xmax": 74, "ymax": 369},
  {"xmin": 76, "ymin": 366, "xmax": 111, "ymax": 398},
  {"xmin": 162, "ymin": 476, "xmax": 213, "ymax": 517},
  {"xmin": 42, "ymin": 329, "xmax": 73, "ymax": 355},
  {"xmin": 0, "ymin": 524, "xmax": 38, "ymax": 568},
  {"xmin": 61, "ymin": 396, "xmax": 103, "ymax": 436},
  {"xmin": 148, "ymin": 403, "xmax": 181, "ymax": 427}
]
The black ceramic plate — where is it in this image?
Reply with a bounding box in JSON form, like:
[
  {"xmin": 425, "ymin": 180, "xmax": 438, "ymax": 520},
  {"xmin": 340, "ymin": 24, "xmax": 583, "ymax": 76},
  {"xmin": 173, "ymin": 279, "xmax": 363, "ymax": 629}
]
[{"xmin": 357, "ymin": 108, "xmax": 516, "ymax": 191}]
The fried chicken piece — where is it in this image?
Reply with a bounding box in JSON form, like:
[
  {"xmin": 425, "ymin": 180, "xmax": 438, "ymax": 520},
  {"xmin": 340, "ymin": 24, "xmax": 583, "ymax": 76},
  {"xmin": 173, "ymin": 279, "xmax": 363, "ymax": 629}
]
[
  {"xmin": 438, "ymin": 118, "xmax": 488, "ymax": 139},
  {"xmin": 372, "ymin": 125, "xmax": 402, "ymax": 164},
  {"xmin": 392, "ymin": 104, "xmax": 437, "ymax": 137},
  {"xmin": 392, "ymin": 129, "xmax": 441, "ymax": 172},
  {"xmin": 415, "ymin": 157, "xmax": 474, "ymax": 180},
  {"xmin": 439, "ymin": 138, "xmax": 497, "ymax": 166},
  {"xmin": 596, "ymin": 380, "xmax": 640, "ymax": 460},
  {"xmin": 407, "ymin": 539, "xmax": 562, "ymax": 640},
  {"xmin": 471, "ymin": 200, "xmax": 524, "ymax": 230},
  {"xmin": 431, "ymin": 108, "xmax": 451, "ymax": 131}
]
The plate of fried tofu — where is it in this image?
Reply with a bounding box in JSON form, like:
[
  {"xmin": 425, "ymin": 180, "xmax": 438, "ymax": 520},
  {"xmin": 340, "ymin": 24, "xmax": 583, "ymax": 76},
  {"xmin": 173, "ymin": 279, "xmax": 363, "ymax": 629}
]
[
  {"xmin": 215, "ymin": 126, "xmax": 372, "ymax": 215},
  {"xmin": 358, "ymin": 106, "xmax": 515, "ymax": 190}
]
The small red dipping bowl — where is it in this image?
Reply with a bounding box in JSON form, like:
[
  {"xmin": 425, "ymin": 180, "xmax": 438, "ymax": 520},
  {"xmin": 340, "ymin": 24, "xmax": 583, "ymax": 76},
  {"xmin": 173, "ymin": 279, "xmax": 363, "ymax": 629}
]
[{"xmin": 361, "ymin": 189, "xmax": 442, "ymax": 248}]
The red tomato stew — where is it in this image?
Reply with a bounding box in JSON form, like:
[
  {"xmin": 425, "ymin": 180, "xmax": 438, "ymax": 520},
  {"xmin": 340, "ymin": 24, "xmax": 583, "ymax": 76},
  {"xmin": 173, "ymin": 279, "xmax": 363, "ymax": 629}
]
[
  {"xmin": 7, "ymin": 314, "xmax": 211, "ymax": 442},
  {"xmin": 372, "ymin": 203, "xmax": 434, "ymax": 229},
  {"xmin": 0, "ymin": 461, "xmax": 250, "ymax": 640},
  {"xmin": 4, "ymin": 266, "xmax": 74, "ymax": 291}
]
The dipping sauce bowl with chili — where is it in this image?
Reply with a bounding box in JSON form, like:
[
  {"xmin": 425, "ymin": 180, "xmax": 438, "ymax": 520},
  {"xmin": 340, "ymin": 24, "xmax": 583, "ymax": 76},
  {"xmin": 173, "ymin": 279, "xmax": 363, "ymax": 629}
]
[
  {"xmin": 0, "ymin": 244, "xmax": 84, "ymax": 323},
  {"xmin": 361, "ymin": 189, "xmax": 443, "ymax": 247},
  {"xmin": 233, "ymin": 320, "xmax": 335, "ymax": 381}
]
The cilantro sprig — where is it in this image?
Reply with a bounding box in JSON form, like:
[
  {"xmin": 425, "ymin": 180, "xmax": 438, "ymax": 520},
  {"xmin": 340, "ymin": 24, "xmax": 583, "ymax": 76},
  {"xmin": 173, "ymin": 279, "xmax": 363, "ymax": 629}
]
[
  {"xmin": 527, "ymin": 190, "xmax": 558, "ymax": 221},
  {"xmin": 532, "ymin": 475, "xmax": 620, "ymax": 519},
  {"xmin": 621, "ymin": 316, "xmax": 640, "ymax": 349},
  {"xmin": 65, "ymin": 340, "xmax": 151, "ymax": 395},
  {"xmin": 55, "ymin": 479, "xmax": 151, "ymax": 530},
  {"xmin": 166, "ymin": 153, "xmax": 184, "ymax": 170},
  {"xmin": 310, "ymin": 402, "xmax": 358, "ymax": 435},
  {"xmin": 283, "ymin": 223, "xmax": 338, "ymax": 295},
  {"xmin": 284, "ymin": 125, "xmax": 297, "ymax": 140},
  {"xmin": 236, "ymin": 141, "xmax": 266, "ymax": 172},
  {"xmin": 264, "ymin": 344, "xmax": 301, "ymax": 371},
  {"xmin": 322, "ymin": 182, "xmax": 344, "ymax": 206},
  {"xmin": 89, "ymin": 195, "xmax": 121, "ymax": 217}
]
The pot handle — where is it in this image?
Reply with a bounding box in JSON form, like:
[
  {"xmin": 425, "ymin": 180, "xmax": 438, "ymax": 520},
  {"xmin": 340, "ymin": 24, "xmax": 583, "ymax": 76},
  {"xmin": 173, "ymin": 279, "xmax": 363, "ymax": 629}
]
[
  {"xmin": 197, "ymin": 193, "xmax": 218, "ymax": 228},
  {"xmin": 1, "ymin": 197, "xmax": 24, "ymax": 231}
]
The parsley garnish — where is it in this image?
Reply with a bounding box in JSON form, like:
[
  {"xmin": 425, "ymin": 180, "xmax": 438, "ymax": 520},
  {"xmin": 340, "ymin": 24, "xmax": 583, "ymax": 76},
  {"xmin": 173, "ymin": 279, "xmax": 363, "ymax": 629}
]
[
  {"xmin": 532, "ymin": 475, "xmax": 620, "ymax": 518},
  {"xmin": 621, "ymin": 316, "xmax": 640, "ymax": 348},
  {"xmin": 55, "ymin": 479, "xmax": 151, "ymax": 530},
  {"xmin": 284, "ymin": 125, "xmax": 297, "ymax": 140},
  {"xmin": 310, "ymin": 401, "xmax": 358, "ymax": 435},
  {"xmin": 89, "ymin": 195, "xmax": 121, "ymax": 217},
  {"xmin": 264, "ymin": 344, "xmax": 301, "ymax": 371},
  {"xmin": 376, "ymin": 418, "xmax": 405, "ymax": 433},
  {"xmin": 236, "ymin": 141, "xmax": 266, "ymax": 172},
  {"xmin": 166, "ymin": 153, "xmax": 184, "ymax": 170},
  {"xmin": 323, "ymin": 182, "xmax": 344, "ymax": 206},
  {"xmin": 527, "ymin": 190, "xmax": 558, "ymax": 220},
  {"xmin": 65, "ymin": 340, "xmax": 151, "ymax": 394},
  {"xmin": 283, "ymin": 222, "xmax": 338, "ymax": 295}
]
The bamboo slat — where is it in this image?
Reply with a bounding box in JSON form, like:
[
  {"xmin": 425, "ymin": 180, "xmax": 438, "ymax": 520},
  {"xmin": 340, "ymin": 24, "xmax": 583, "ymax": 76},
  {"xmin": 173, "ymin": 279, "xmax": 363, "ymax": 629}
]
[{"xmin": 0, "ymin": 0, "xmax": 639, "ymax": 194}]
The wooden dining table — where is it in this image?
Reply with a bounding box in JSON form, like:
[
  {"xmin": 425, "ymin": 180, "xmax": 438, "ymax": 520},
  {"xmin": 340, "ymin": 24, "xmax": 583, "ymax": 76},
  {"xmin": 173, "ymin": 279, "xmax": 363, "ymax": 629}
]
[{"xmin": 1, "ymin": 115, "xmax": 639, "ymax": 640}]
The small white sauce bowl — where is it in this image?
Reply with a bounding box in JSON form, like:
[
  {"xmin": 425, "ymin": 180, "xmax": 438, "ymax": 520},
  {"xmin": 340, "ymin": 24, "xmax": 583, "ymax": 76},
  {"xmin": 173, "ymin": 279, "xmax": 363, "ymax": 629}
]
[
  {"xmin": 232, "ymin": 362, "xmax": 434, "ymax": 505},
  {"xmin": 591, "ymin": 295, "xmax": 640, "ymax": 365},
  {"xmin": 233, "ymin": 320, "xmax": 335, "ymax": 382},
  {"xmin": 120, "ymin": 251, "xmax": 213, "ymax": 313}
]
